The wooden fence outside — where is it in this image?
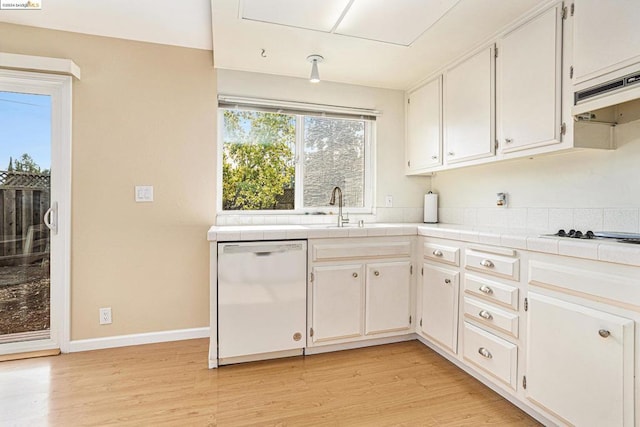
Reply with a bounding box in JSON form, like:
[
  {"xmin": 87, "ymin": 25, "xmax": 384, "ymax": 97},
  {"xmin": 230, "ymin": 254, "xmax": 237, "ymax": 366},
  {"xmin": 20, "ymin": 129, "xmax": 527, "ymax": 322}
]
[{"xmin": 0, "ymin": 170, "xmax": 50, "ymax": 267}]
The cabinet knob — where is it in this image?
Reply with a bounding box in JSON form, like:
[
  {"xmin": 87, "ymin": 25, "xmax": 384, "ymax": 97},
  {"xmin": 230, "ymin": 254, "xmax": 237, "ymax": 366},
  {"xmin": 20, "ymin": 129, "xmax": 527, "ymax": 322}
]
[
  {"xmin": 374, "ymin": 270, "xmax": 380, "ymax": 277},
  {"xmin": 598, "ymin": 329, "xmax": 610, "ymax": 338},
  {"xmin": 448, "ymin": 151, "xmax": 455, "ymax": 156},
  {"xmin": 432, "ymin": 249, "xmax": 443, "ymax": 257},
  {"xmin": 478, "ymin": 347, "xmax": 493, "ymax": 359},
  {"xmin": 352, "ymin": 272, "xmax": 358, "ymax": 278},
  {"xmin": 479, "ymin": 310, "xmax": 493, "ymax": 320},
  {"xmin": 479, "ymin": 285, "xmax": 493, "ymax": 295},
  {"xmin": 431, "ymin": 155, "xmax": 438, "ymax": 160},
  {"xmin": 480, "ymin": 259, "xmax": 495, "ymax": 268},
  {"xmin": 444, "ymin": 278, "xmax": 451, "ymax": 284},
  {"xmin": 505, "ymin": 138, "xmax": 514, "ymax": 144}
]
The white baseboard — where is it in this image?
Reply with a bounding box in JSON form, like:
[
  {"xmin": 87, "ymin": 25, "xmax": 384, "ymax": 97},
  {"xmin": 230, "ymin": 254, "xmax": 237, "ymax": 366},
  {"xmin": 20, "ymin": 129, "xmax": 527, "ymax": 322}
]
[{"xmin": 68, "ymin": 327, "xmax": 210, "ymax": 353}]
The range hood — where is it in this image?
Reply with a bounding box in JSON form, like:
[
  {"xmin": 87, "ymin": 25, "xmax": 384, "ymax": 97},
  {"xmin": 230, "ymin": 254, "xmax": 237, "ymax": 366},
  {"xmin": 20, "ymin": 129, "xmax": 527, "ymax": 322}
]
[{"xmin": 573, "ymin": 70, "xmax": 640, "ymax": 117}]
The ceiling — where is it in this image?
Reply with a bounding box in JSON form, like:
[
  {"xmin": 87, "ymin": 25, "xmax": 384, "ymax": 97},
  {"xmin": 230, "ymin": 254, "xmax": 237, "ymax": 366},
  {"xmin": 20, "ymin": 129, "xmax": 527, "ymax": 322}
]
[
  {"xmin": 0, "ymin": 0, "xmax": 213, "ymax": 50},
  {"xmin": 213, "ymin": 0, "xmax": 543, "ymax": 89},
  {"xmin": 0, "ymin": 0, "xmax": 544, "ymax": 90}
]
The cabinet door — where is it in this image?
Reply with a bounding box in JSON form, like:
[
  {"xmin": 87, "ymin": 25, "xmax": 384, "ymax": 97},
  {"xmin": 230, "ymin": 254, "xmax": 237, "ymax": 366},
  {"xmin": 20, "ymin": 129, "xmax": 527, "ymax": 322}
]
[
  {"xmin": 420, "ymin": 264, "xmax": 460, "ymax": 353},
  {"xmin": 574, "ymin": 0, "xmax": 640, "ymax": 83},
  {"xmin": 444, "ymin": 46, "xmax": 495, "ymax": 164},
  {"xmin": 498, "ymin": 5, "xmax": 562, "ymax": 153},
  {"xmin": 406, "ymin": 77, "xmax": 442, "ymax": 172},
  {"xmin": 526, "ymin": 293, "xmax": 634, "ymax": 427},
  {"xmin": 311, "ymin": 264, "xmax": 365, "ymax": 343},
  {"xmin": 365, "ymin": 261, "xmax": 411, "ymax": 335}
]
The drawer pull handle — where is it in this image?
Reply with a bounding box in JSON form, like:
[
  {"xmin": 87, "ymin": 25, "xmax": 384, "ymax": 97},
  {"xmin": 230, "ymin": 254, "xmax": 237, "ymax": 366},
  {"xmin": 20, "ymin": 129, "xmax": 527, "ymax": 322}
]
[
  {"xmin": 353, "ymin": 272, "xmax": 358, "ymax": 278},
  {"xmin": 480, "ymin": 259, "xmax": 495, "ymax": 268},
  {"xmin": 479, "ymin": 285, "xmax": 493, "ymax": 295},
  {"xmin": 478, "ymin": 347, "xmax": 492, "ymax": 359},
  {"xmin": 479, "ymin": 310, "xmax": 493, "ymax": 320},
  {"xmin": 444, "ymin": 278, "xmax": 451, "ymax": 284},
  {"xmin": 374, "ymin": 270, "xmax": 380, "ymax": 277},
  {"xmin": 599, "ymin": 329, "xmax": 610, "ymax": 338},
  {"xmin": 432, "ymin": 249, "xmax": 443, "ymax": 257}
]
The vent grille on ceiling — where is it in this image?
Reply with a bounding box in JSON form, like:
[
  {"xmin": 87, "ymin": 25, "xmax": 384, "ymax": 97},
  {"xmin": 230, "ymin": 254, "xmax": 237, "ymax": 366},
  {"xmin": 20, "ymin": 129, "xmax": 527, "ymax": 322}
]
[{"xmin": 575, "ymin": 71, "xmax": 640, "ymax": 104}]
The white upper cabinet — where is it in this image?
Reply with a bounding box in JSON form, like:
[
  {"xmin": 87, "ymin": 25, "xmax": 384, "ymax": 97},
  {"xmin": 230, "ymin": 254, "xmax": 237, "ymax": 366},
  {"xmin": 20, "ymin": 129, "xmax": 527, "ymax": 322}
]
[
  {"xmin": 406, "ymin": 76, "xmax": 442, "ymax": 173},
  {"xmin": 497, "ymin": 5, "xmax": 563, "ymax": 153},
  {"xmin": 444, "ymin": 46, "xmax": 496, "ymax": 164},
  {"xmin": 573, "ymin": 0, "xmax": 640, "ymax": 85}
]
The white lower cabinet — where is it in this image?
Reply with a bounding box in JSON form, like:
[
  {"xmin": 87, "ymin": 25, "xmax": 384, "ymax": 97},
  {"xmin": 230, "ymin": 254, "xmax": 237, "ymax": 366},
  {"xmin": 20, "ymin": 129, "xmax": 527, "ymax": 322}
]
[
  {"xmin": 305, "ymin": 235, "xmax": 639, "ymax": 427},
  {"xmin": 525, "ymin": 292, "xmax": 635, "ymax": 427},
  {"xmin": 365, "ymin": 261, "xmax": 411, "ymax": 335},
  {"xmin": 308, "ymin": 238, "xmax": 413, "ymax": 346},
  {"xmin": 420, "ymin": 263, "xmax": 459, "ymax": 353},
  {"xmin": 462, "ymin": 322, "xmax": 518, "ymax": 390},
  {"xmin": 311, "ymin": 264, "xmax": 365, "ymax": 343}
]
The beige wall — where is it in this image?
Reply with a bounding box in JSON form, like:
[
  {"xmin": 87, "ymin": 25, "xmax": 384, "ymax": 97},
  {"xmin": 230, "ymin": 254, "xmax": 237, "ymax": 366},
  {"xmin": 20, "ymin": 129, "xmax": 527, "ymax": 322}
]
[
  {"xmin": 1, "ymin": 23, "xmax": 217, "ymax": 340},
  {"xmin": 217, "ymin": 69, "xmax": 431, "ymax": 217}
]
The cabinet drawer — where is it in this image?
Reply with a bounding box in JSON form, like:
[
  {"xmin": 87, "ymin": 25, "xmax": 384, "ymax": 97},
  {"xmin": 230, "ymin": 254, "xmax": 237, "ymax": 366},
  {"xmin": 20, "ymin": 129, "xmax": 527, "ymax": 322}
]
[
  {"xmin": 463, "ymin": 322, "xmax": 518, "ymax": 390},
  {"xmin": 463, "ymin": 297, "xmax": 519, "ymax": 338},
  {"xmin": 464, "ymin": 274, "xmax": 518, "ymax": 310},
  {"xmin": 423, "ymin": 242, "xmax": 460, "ymax": 266},
  {"xmin": 465, "ymin": 250, "xmax": 520, "ymax": 281},
  {"xmin": 313, "ymin": 241, "xmax": 411, "ymax": 262}
]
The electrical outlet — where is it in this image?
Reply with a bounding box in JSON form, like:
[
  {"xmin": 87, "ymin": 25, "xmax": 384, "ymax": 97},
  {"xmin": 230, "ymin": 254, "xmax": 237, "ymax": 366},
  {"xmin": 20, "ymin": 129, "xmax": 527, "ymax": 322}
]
[
  {"xmin": 385, "ymin": 195, "xmax": 393, "ymax": 207},
  {"xmin": 99, "ymin": 307, "xmax": 112, "ymax": 325}
]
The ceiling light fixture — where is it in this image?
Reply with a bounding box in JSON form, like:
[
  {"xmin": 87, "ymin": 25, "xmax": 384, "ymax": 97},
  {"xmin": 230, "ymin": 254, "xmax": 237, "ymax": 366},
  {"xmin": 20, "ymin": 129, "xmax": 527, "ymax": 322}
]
[{"xmin": 307, "ymin": 54, "xmax": 324, "ymax": 83}]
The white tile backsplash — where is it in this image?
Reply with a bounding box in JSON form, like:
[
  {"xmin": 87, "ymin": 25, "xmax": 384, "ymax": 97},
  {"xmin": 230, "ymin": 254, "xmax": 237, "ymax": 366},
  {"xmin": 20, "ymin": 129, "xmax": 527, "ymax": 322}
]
[
  {"xmin": 216, "ymin": 206, "xmax": 640, "ymax": 234},
  {"xmin": 506, "ymin": 208, "xmax": 527, "ymax": 229},
  {"xmin": 548, "ymin": 208, "xmax": 573, "ymax": 232},
  {"xmin": 526, "ymin": 208, "xmax": 549, "ymax": 231},
  {"xmin": 573, "ymin": 208, "xmax": 603, "ymax": 231},
  {"xmin": 463, "ymin": 208, "xmax": 477, "ymax": 226},
  {"xmin": 438, "ymin": 207, "xmax": 463, "ymax": 225},
  {"xmin": 603, "ymin": 209, "xmax": 640, "ymax": 232}
]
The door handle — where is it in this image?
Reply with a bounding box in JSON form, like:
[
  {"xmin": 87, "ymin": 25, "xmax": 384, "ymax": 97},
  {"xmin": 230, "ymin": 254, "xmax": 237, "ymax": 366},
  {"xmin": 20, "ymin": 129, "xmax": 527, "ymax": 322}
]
[{"xmin": 44, "ymin": 201, "xmax": 58, "ymax": 235}]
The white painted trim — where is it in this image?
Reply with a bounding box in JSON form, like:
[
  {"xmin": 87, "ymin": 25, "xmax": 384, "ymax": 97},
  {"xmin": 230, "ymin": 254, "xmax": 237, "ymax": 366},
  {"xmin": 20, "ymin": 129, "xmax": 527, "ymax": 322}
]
[
  {"xmin": 68, "ymin": 327, "xmax": 210, "ymax": 353},
  {"xmin": 0, "ymin": 52, "xmax": 81, "ymax": 80}
]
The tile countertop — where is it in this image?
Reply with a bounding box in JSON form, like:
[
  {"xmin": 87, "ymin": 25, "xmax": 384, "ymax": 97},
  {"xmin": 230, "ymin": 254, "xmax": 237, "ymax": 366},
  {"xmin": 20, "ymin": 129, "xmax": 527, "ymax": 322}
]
[{"xmin": 207, "ymin": 223, "xmax": 640, "ymax": 267}]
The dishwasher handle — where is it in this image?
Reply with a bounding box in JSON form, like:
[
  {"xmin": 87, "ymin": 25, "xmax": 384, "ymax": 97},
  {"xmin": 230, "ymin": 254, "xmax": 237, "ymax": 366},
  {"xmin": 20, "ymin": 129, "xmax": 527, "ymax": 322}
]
[{"xmin": 221, "ymin": 242, "xmax": 305, "ymax": 255}]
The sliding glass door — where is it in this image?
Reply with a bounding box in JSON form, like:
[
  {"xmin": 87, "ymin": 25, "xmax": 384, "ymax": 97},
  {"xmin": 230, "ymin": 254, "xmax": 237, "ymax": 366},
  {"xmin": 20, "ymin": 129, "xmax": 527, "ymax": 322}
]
[{"xmin": 0, "ymin": 69, "xmax": 71, "ymax": 356}]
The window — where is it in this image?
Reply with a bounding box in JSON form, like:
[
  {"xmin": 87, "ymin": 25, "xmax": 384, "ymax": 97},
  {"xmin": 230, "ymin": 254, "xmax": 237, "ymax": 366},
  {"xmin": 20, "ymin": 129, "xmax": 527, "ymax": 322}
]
[{"xmin": 219, "ymin": 99, "xmax": 375, "ymax": 213}]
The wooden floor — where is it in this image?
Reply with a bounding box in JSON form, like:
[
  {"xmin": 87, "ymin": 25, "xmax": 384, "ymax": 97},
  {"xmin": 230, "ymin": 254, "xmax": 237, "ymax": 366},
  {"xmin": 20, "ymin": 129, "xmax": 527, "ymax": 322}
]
[{"xmin": 0, "ymin": 339, "xmax": 541, "ymax": 426}]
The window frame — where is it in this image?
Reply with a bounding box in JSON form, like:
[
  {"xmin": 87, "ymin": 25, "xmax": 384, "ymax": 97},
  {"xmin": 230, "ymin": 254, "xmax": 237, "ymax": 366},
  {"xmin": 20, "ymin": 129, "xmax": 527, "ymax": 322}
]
[{"xmin": 216, "ymin": 101, "xmax": 376, "ymax": 216}]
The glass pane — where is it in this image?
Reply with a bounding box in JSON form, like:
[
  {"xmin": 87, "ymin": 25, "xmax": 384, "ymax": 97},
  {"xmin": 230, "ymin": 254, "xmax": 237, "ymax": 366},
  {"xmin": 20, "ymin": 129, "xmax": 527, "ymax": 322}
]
[
  {"xmin": 303, "ymin": 117, "xmax": 366, "ymax": 208},
  {"xmin": 222, "ymin": 109, "xmax": 296, "ymax": 210},
  {"xmin": 0, "ymin": 91, "xmax": 52, "ymax": 342}
]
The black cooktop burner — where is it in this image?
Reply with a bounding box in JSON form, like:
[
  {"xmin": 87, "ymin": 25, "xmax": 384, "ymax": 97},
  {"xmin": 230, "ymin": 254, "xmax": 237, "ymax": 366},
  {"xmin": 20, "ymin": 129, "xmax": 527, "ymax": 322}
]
[{"xmin": 554, "ymin": 229, "xmax": 595, "ymax": 239}]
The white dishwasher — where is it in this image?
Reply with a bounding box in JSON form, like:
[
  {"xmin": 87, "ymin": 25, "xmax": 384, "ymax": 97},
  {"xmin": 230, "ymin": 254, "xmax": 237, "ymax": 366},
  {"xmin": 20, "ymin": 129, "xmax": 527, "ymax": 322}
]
[{"xmin": 217, "ymin": 240, "xmax": 307, "ymax": 365}]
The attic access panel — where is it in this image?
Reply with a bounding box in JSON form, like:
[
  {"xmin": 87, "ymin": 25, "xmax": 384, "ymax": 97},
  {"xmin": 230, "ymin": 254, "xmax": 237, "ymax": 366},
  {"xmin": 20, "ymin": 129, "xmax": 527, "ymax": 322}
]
[{"xmin": 240, "ymin": 0, "xmax": 461, "ymax": 46}]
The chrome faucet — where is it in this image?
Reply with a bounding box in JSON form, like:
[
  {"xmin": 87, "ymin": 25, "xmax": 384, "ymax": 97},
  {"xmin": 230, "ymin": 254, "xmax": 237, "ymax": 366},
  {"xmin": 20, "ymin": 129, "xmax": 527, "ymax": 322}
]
[{"xmin": 329, "ymin": 186, "xmax": 349, "ymax": 227}]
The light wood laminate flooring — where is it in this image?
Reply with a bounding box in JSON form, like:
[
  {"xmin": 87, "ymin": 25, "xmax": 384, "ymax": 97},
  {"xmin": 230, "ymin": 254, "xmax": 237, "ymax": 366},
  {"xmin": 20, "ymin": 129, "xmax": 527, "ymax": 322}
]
[{"xmin": 1, "ymin": 339, "xmax": 541, "ymax": 426}]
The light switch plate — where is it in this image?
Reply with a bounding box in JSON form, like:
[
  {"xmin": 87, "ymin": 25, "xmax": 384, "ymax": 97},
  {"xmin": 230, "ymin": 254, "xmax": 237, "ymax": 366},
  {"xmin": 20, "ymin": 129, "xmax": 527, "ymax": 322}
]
[
  {"xmin": 135, "ymin": 185, "xmax": 154, "ymax": 202},
  {"xmin": 385, "ymin": 195, "xmax": 393, "ymax": 207}
]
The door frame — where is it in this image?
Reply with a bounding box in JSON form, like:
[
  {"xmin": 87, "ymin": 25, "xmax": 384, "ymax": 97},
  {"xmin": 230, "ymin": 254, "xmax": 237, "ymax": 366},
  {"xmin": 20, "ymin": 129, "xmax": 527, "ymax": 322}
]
[{"xmin": 0, "ymin": 68, "xmax": 72, "ymax": 355}]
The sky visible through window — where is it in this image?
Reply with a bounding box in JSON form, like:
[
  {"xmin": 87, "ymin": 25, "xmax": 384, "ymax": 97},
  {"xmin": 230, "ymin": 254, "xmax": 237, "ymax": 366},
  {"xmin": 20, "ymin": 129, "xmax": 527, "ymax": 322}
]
[{"xmin": 0, "ymin": 91, "xmax": 51, "ymax": 171}]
